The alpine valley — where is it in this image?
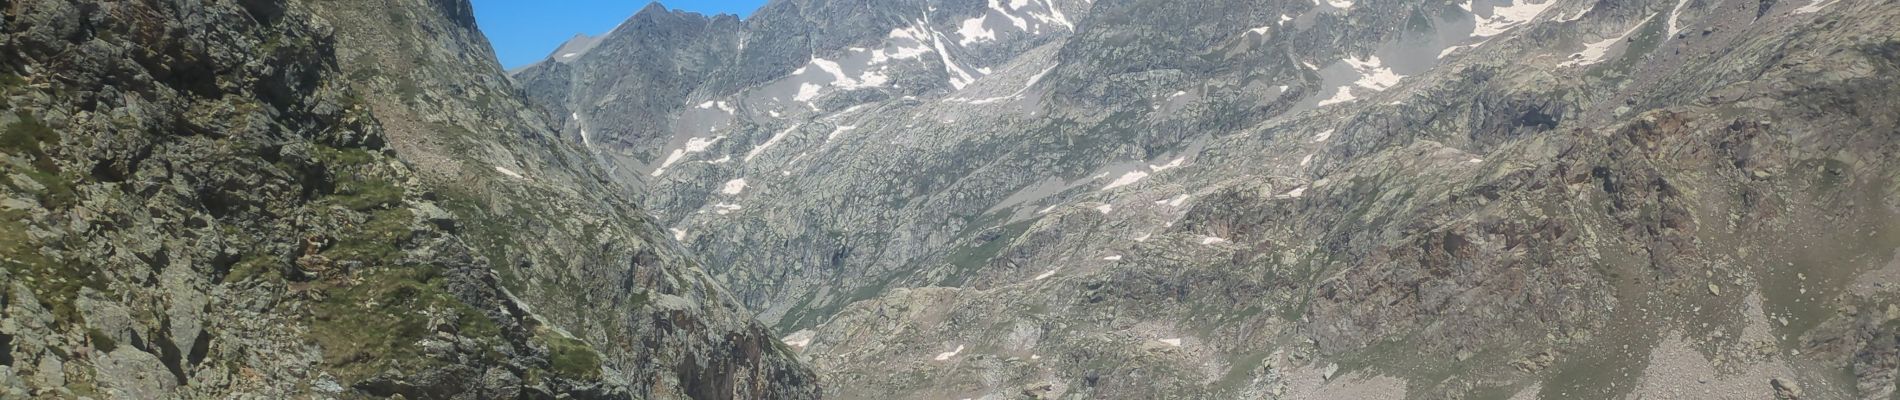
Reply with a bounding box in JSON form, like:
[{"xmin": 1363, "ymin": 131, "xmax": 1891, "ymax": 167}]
[{"xmin": 3, "ymin": 0, "xmax": 1899, "ymax": 399}]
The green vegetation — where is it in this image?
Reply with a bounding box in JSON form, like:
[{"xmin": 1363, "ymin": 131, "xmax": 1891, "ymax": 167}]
[
  {"xmin": 223, "ymin": 252, "xmax": 281, "ymax": 283},
  {"xmin": 0, "ymin": 210, "xmax": 106, "ymax": 325},
  {"xmin": 0, "ymin": 71, "xmax": 22, "ymax": 108},
  {"xmin": 306, "ymin": 265, "xmax": 502, "ymax": 382},
  {"xmin": 87, "ymin": 328, "xmax": 118, "ymax": 353},
  {"xmin": 1, "ymin": 111, "xmax": 76, "ymax": 209},
  {"xmin": 322, "ymin": 207, "xmax": 415, "ymax": 263},
  {"xmin": 539, "ymin": 333, "xmax": 603, "ymax": 381},
  {"xmin": 311, "ymin": 145, "xmax": 403, "ymax": 211}
]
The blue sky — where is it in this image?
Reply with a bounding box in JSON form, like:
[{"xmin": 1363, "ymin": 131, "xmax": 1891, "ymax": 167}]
[{"xmin": 473, "ymin": 0, "xmax": 768, "ymax": 69}]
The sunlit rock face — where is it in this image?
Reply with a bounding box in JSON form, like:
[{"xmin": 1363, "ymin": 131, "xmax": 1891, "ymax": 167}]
[{"xmin": 0, "ymin": 0, "xmax": 819, "ymax": 398}]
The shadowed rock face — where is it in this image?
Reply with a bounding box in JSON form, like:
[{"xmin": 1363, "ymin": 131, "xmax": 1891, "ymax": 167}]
[
  {"xmin": 0, "ymin": 0, "xmax": 817, "ymax": 398},
  {"xmin": 519, "ymin": 0, "xmax": 1900, "ymax": 398}
]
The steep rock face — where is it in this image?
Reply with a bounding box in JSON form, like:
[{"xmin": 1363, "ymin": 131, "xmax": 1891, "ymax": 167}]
[
  {"xmin": 0, "ymin": 0, "xmax": 818, "ymax": 398},
  {"xmin": 520, "ymin": 0, "xmax": 1900, "ymax": 398}
]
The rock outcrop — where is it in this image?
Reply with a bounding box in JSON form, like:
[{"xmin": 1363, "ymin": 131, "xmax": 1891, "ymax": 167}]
[{"xmin": 0, "ymin": 0, "xmax": 818, "ymax": 398}]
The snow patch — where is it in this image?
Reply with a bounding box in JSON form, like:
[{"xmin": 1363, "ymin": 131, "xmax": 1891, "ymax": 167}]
[
  {"xmin": 1158, "ymin": 338, "xmax": 1183, "ymax": 347},
  {"xmin": 746, "ymin": 124, "xmax": 802, "ymax": 162},
  {"xmin": 1156, "ymin": 194, "xmax": 1191, "ymax": 207},
  {"xmin": 1313, "ymin": 130, "xmax": 1335, "ymax": 143},
  {"xmin": 958, "ymin": 15, "xmax": 996, "ymax": 45},
  {"xmin": 653, "ymin": 136, "xmax": 723, "ymax": 176},
  {"xmin": 1317, "ymin": 87, "xmax": 1358, "ymax": 107},
  {"xmin": 1095, "ymin": 204, "xmax": 1114, "ymax": 214},
  {"xmin": 494, "ymin": 167, "xmax": 525, "ymax": 179},
  {"xmin": 1284, "ymin": 186, "xmax": 1308, "ymax": 198},
  {"xmin": 1345, "ymin": 56, "xmax": 1403, "ymax": 91},
  {"xmin": 1300, "ymin": 154, "xmax": 1315, "ymax": 166},
  {"xmin": 1560, "ymin": 19, "xmax": 1647, "ymax": 67},
  {"xmin": 722, "ymin": 179, "xmax": 749, "ymax": 195},
  {"xmin": 670, "ymin": 228, "xmax": 688, "ymax": 241},
  {"xmin": 1471, "ymin": 0, "xmax": 1557, "ymax": 38},
  {"xmin": 826, "ymin": 125, "xmax": 858, "ymax": 143},
  {"xmin": 1201, "ymin": 236, "xmax": 1229, "ymax": 245},
  {"xmin": 1103, "ymin": 171, "xmax": 1150, "ymax": 190},
  {"xmin": 1327, "ymin": 0, "xmax": 1354, "ymax": 10},
  {"xmin": 711, "ymin": 203, "xmax": 743, "ymax": 215},
  {"xmin": 1666, "ymin": 0, "xmax": 1693, "ymax": 37},
  {"xmin": 1104, "ymin": 255, "xmax": 1123, "ymax": 261},
  {"xmin": 935, "ymin": 345, "xmax": 966, "ymax": 361},
  {"xmin": 1794, "ymin": 0, "xmax": 1839, "ymax": 14},
  {"xmin": 782, "ymin": 330, "xmax": 816, "ymax": 348},
  {"xmin": 1150, "ymin": 157, "xmax": 1187, "ymax": 172},
  {"xmin": 1034, "ymin": 268, "xmax": 1060, "ymax": 281}
]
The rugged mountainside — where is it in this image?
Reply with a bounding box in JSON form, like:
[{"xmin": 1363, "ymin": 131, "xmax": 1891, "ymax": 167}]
[
  {"xmin": 517, "ymin": 0, "xmax": 1900, "ymax": 398},
  {"xmin": 0, "ymin": 0, "xmax": 817, "ymax": 398}
]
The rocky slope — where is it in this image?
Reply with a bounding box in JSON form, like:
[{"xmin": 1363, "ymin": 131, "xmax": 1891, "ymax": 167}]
[
  {"xmin": 0, "ymin": 0, "xmax": 817, "ymax": 398},
  {"xmin": 517, "ymin": 0, "xmax": 1900, "ymax": 398}
]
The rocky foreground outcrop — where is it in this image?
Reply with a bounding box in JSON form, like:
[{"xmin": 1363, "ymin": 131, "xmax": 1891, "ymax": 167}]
[{"xmin": 0, "ymin": 0, "xmax": 818, "ymax": 398}]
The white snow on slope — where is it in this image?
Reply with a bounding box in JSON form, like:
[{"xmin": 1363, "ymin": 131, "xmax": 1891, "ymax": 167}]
[
  {"xmin": 1561, "ymin": 19, "xmax": 1648, "ymax": 67},
  {"xmin": 1327, "ymin": 0, "xmax": 1355, "ymax": 10},
  {"xmin": 1158, "ymin": 338, "xmax": 1183, "ymax": 347},
  {"xmin": 1317, "ymin": 87, "xmax": 1359, "ymax": 107},
  {"xmin": 960, "ymin": 65, "xmax": 1056, "ymax": 104},
  {"xmin": 1201, "ymin": 236, "xmax": 1229, "ymax": 245},
  {"xmin": 1345, "ymin": 56, "xmax": 1403, "ymax": 91},
  {"xmin": 1794, "ymin": 0, "xmax": 1840, "ymax": 14},
  {"xmin": 1150, "ymin": 157, "xmax": 1186, "ymax": 172},
  {"xmin": 653, "ymin": 136, "xmax": 723, "ymax": 176},
  {"xmin": 1103, "ymin": 171, "xmax": 1150, "ymax": 190},
  {"xmin": 1095, "ymin": 204, "xmax": 1114, "ymax": 214},
  {"xmin": 825, "ymin": 125, "xmax": 858, "ymax": 143},
  {"xmin": 1104, "ymin": 255, "xmax": 1123, "ymax": 261},
  {"xmin": 935, "ymin": 345, "xmax": 966, "ymax": 361},
  {"xmin": 722, "ymin": 179, "xmax": 749, "ymax": 195},
  {"xmin": 495, "ymin": 166, "xmax": 525, "ymax": 179},
  {"xmin": 1470, "ymin": 0, "xmax": 1557, "ymax": 38},
  {"xmin": 782, "ymin": 330, "xmax": 816, "ymax": 348},
  {"xmin": 1156, "ymin": 194, "xmax": 1191, "ymax": 207},
  {"xmin": 1666, "ymin": 0, "xmax": 1693, "ymax": 37},
  {"xmin": 959, "ymin": 15, "xmax": 997, "ymax": 45},
  {"xmin": 746, "ymin": 124, "xmax": 802, "ymax": 162},
  {"xmin": 1314, "ymin": 129, "xmax": 1335, "ymax": 142}
]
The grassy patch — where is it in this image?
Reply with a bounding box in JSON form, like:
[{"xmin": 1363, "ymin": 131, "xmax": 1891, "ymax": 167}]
[
  {"xmin": 322, "ymin": 208, "xmax": 414, "ymax": 263},
  {"xmin": 0, "ymin": 210, "xmax": 105, "ymax": 325},
  {"xmin": 540, "ymin": 333, "xmax": 603, "ymax": 381},
  {"xmin": 306, "ymin": 265, "xmax": 502, "ymax": 383},
  {"xmin": 223, "ymin": 252, "xmax": 282, "ymax": 283},
  {"xmin": 1, "ymin": 111, "xmax": 77, "ymax": 210},
  {"xmin": 87, "ymin": 328, "xmax": 118, "ymax": 352},
  {"xmin": 311, "ymin": 145, "xmax": 403, "ymax": 211}
]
